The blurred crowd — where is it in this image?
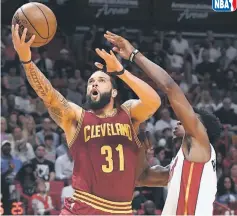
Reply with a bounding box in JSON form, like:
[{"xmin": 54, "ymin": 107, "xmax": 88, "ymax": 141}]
[{"xmin": 1, "ymin": 24, "xmax": 237, "ymax": 215}]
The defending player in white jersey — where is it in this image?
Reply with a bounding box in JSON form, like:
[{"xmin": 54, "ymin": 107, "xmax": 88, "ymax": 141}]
[{"xmin": 104, "ymin": 32, "xmax": 223, "ymax": 215}]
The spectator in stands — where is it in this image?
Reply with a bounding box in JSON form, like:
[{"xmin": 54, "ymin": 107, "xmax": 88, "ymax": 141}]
[
  {"xmin": 7, "ymin": 93, "xmax": 17, "ymax": 114},
  {"xmin": 148, "ymin": 40, "xmax": 166, "ymax": 68},
  {"xmin": 44, "ymin": 134, "xmax": 56, "ymax": 162},
  {"xmin": 1, "ymin": 116, "xmax": 13, "ymax": 142},
  {"xmin": 36, "ymin": 118, "xmax": 60, "ymax": 147},
  {"xmin": 166, "ymin": 45, "xmax": 184, "ymax": 71},
  {"xmin": 223, "ymin": 146, "xmax": 237, "ymax": 170},
  {"xmin": 154, "ymin": 147, "xmax": 166, "ymax": 166},
  {"xmin": 190, "ymin": 41, "xmax": 203, "ymax": 69},
  {"xmin": 132, "ymin": 190, "xmax": 146, "ymax": 211},
  {"xmin": 171, "ymin": 31, "xmax": 189, "ymax": 56},
  {"xmin": 31, "ymin": 145, "xmax": 55, "ymax": 182},
  {"xmin": 61, "ymin": 178, "xmax": 74, "ymax": 207},
  {"xmin": 55, "ymin": 148, "xmax": 73, "ymax": 180},
  {"xmin": 32, "ymin": 98, "xmax": 48, "ymax": 125},
  {"xmin": 1, "ymin": 140, "xmax": 22, "ymax": 184},
  {"xmin": 207, "ymin": 40, "xmax": 221, "ymax": 63},
  {"xmin": 217, "ymin": 152, "xmax": 225, "ymax": 180},
  {"xmin": 216, "ymin": 97, "xmax": 237, "ymax": 114},
  {"xmin": 224, "ymin": 38, "xmax": 237, "ymax": 62},
  {"xmin": 1, "ymin": 140, "xmax": 19, "ymax": 215},
  {"xmin": 215, "ymin": 97, "xmax": 237, "ymax": 126},
  {"xmin": 73, "ymin": 69, "xmax": 86, "ymax": 94},
  {"xmin": 1, "ymin": 95, "xmax": 9, "ymax": 116},
  {"xmin": 217, "ymin": 176, "xmax": 237, "ymax": 205},
  {"xmin": 222, "ymin": 69, "xmax": 237, "ymax": 92},
  {"xmin": 30, "ymin": 180, "xmax": 54, "ymax": 215},
  {"xmin": 54, "ymin": 49, "xmax": 74, "ymax": 77},
  {"xmin": 146, "ymin": 148, "xmax": 159, "ymax": 166},
  {"xmin": 66, "ymin": 78, "xmax": 83, "ymax": 105},
  {"xmin": 12, "ymin": 126, "xmax": 35, "ymax": 163},
  {"xmin": 14, "ymin": 85, "xmax": 35, "ymax": 114},
  {"xmin": 2, "ymin": 63, "xmax": 24, "ymax": 92},
  {"xmin": 8, "ymin": 111, "xmax": 18, "ymax": 132},
  {"xmin": 195, "ymin": 49, "xmax": 218, "ymax": 81},
  {"xmin": 56, "ymin": 133, "xmax": 68, "ymax": 157},
  {"xmin": 16, "ymin": 161, "xmax": 37, "ymax": 197},
  {"xmin": 230, "ymin": 163, "xmax": 237, "ymax": 187},
  {"xmin": 34, "ymin": 48, "xmax": 54, "ymax": 78},
  {"xmin": 155, "ymin": 108, "xmax": 177, "ymax": 137},
  {"xmin": 22, "ymin": 115, "xmax": 40, "ymax": 149},
  {"xmin": 196, "ymin": 90, "xmax": 217, "ymax": 112},
  {"xmin": 143, "ymin": 200, "xmax": 156, "ymax": 215}
]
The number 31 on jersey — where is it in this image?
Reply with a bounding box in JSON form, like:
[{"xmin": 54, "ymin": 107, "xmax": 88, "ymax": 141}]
[{"xmin": 101, "ymin": 144, "xmax": 124, "ymax": 173}]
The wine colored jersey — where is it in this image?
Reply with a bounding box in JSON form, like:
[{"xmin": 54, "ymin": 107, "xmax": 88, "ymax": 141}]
[{"xmin": 68, "ymin": 106, "xmax": 141, "ymax": 214}]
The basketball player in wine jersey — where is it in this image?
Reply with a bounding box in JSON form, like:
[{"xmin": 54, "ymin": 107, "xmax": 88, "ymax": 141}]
[
  {"xmin": 11, "ymin": 24, "xmax": 164, "ymax": 215},
  {"xmin": 105, "ymin": 31, "xmax": 222, "ymax": 215}
]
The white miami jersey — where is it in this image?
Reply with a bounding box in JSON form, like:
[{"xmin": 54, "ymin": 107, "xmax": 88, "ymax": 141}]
[{"xmin": 162, "ymin": 145, "xmax": 217, "ymax": 216}]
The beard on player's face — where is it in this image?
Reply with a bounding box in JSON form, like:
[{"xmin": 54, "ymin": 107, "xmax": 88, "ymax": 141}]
[{"xmin": 86, "ymin": 90, "xmax": 113, "ymax": 110}]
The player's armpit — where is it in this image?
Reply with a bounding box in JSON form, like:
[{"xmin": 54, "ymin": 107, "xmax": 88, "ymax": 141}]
[
  {"xmin": 136, "ymin": 165, "xmax": 169, "ymax": 187},
  {"xmin": 47, "ymin": 91, "xmax": 77, "ymax": 129},
  {"xmin": 122, "ymin": 99, "xmax": 160, "ymax": 124}
]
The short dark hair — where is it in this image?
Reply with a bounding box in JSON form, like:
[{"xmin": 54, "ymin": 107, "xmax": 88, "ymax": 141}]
[
  {"xmin": 34, "ymin": 144, "xmax": 46, "ymax": 152},
  {"xmin": 193, "ymin": 108, "xmax": 222, "ymax": 144},
  {"xmin": 44, "ymin": 134, "xmax": 54, "ymax": 141}
]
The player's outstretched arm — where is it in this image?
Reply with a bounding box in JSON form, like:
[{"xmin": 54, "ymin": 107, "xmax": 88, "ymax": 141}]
[
  {"xmin": 104, "ymin": 31, "xmax": 209, "ymax": 148},
  {"xmin": 136, "ymin": 165, "xmax": 169, "ymax": 187},
  {"xmin": 136, "ymin": 131, "xmax": 169, "ymax": 187},
  {"xmin": 11, "ymin": 25, "xmax": 79, "ymax": 133},
  {"xmin": 95, "ymin": 49, "xmax": 161, "ymax": 126}
]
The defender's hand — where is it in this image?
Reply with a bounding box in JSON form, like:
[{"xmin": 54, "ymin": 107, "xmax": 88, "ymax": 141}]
[
  {"xmin": 104, "ymin": 31, "xmax": 135, "ymax": 60},
  {"xmin": 11, "ymin": 24, "xmax": 35, "ymax": 62},
  {"xmin": 95, "ymin": 48, "xmax": 123, "ymax": 72}
]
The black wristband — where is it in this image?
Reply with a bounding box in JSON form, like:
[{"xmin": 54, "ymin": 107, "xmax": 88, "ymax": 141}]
[
  {"xmin": 111, "ymin": 68, "xmax": 125, "ymax": 76},
  {"xmin": 21, "ymin": 59, "xmax": 32, "ymax": 64},
  {"xmin": 129, "ymin": 49, "xmax": 139, "ymax": 62},
  {"xmin": 102, "ymin": 65, "xmax": 125, "ymax": 76}
]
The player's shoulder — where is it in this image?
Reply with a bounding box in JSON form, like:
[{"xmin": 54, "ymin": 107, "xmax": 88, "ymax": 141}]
[{"xmin": 122, "ymin": 99, "xmax": 140, "ymax": 113}]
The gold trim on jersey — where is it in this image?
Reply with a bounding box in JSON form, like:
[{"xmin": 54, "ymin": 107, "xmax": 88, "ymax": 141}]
[
  {"xmin": 184, "ymin": 162, "xmax": 194, "ymax": 215},
  {"xmin": 120, "ymin": 105, "xmax": 142, "ymax": 148},
  {"xmin": 73, "ymin": 189, "xmax": 132, "ymax": 214},
  {"xmin": 68, "ymin": 109, "xmax": 85, "ymax": 148},
  {"xmin": 88, "ymin": 108, "xmax": 118, "ymax": 118}
]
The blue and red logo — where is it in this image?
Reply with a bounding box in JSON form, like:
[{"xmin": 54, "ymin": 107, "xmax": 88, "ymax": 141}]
[{"xmin": 212, "ymin": 0, "xmax": 237, "ymax": 12}]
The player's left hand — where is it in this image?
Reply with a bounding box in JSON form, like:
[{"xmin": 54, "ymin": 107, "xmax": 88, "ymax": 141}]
[
  {"xmin": 95, "ymin": 48, "xmax": 123, "ymax": 73},
  {"xmin": 11, "ymin": 24, "xmax": 35, "ymax": 62}
]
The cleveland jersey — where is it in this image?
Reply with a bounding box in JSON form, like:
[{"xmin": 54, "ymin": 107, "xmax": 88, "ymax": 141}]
[
  {"xmin": 162, "ymin": 145, "xmax": 217, "ymax": 216},
  {"xmin": 68, "ymin": 106, "xmax": 141, "ymax": 214}
]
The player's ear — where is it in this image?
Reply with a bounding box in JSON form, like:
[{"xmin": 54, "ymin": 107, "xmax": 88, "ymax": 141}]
[{"xmin": 112, "ymin": 89, "xmax": 117, "ymax": 98}]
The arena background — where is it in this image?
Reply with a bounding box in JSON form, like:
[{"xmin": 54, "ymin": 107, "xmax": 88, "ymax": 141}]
[{"xmin": 1, "ymin": 0, "xmax": 237, "ymax": 215}]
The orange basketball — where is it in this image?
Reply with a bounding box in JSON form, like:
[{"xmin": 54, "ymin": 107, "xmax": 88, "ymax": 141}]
[{"xmin": 12, "ymin": 2, "xmax": 57, "ymax": 47}]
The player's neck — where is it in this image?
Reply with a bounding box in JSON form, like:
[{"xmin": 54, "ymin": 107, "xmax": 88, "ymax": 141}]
[{"xmin": 91, "ymin": 103, "xmax": 117, "ymax": 118}]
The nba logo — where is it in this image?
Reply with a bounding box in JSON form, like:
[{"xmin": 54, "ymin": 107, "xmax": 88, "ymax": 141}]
[{"xmin": 212, "ymin": 0, "xmax": 237, "ymax": 11}]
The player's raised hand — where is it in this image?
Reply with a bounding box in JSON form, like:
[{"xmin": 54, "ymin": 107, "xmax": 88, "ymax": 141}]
[
  {"xmin": 95, "ymin": 48, "xmax": 123, "ymax": 73},
  {"xmin": 11, "ymin": 24, "xmax": 35, "ymax": 62},
  {"xmin": 104, "ymin": 31, "xmax": 135, "ymax": 60}
]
